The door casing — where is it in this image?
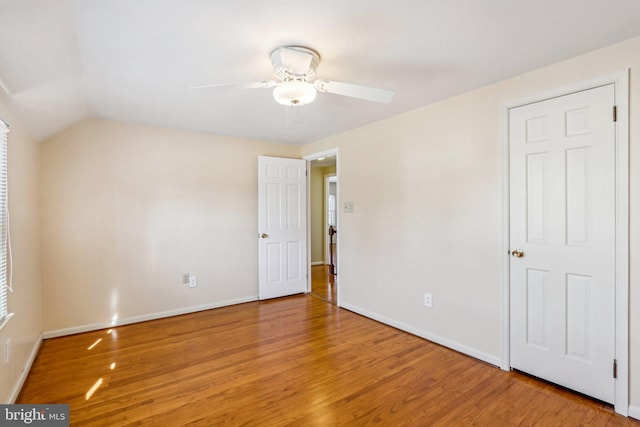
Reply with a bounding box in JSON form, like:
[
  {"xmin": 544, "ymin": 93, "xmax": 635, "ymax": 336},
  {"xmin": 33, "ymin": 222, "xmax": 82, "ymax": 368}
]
[{"xmin": 501, "ymin": 71, "xmax": 629, "ymax": 415}]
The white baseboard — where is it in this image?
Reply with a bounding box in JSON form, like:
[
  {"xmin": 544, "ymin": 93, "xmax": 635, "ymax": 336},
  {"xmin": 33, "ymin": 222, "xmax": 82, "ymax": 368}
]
[
  {"xmin": 44, "ymin": 296, "xmax": 259, "ymax": 339},
  {"xmin": 10, "ymin": 333, "xmax": 42, "ymax": 403},
  {"xmin": 629, "ymin": 405, "xmax": 640, "ymax": 421},
  {"xmin": 339, "ymin": 301, "xmax": 501, "ymax": 367},
  {"xmin": 311, "ymin": 261, "xmax": 324, "ymax": 266}
]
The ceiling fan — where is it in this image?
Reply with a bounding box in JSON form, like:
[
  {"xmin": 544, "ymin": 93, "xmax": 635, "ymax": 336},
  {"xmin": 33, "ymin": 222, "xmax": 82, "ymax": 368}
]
[{"xmin": 190, "ymin": 46, "xmax": 394, "ymax": 106}]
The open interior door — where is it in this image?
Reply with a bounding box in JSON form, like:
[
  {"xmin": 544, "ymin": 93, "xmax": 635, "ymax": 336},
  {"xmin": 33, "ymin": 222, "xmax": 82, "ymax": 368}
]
[{"xmin": 258, "ymin": 156, "xmax": 307, "ymax": 299}]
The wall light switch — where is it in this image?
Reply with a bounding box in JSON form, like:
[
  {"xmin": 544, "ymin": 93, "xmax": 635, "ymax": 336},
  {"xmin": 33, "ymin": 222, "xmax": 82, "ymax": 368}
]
[{"xmin": 344, "ymin": 201, "xmax": 355, "ymax": 213}]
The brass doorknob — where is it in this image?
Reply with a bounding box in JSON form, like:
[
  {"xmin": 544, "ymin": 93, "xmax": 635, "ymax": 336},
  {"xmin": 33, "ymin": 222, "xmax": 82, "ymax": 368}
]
[
  {"xmin": 260, "ymin": 233, "xmax": 269, "ymax": 238},
  {"xmin": 511, "ymin": 249, "xmax": 525, "ymax": 258}
]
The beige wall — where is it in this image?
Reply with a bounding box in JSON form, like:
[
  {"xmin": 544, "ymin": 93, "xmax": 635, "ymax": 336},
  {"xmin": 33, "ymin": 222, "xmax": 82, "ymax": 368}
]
[
  {"xmin": 310, "ymin": 165, "xmax": 337, "ymax": 264},
  {"xmin": 302, "ymin": 36, "xmax": 640, "ymax": 411},
  {"xmin": 40, "ymin": 118, "xmax": 299, "ymax": 334},
  {"xmin": 0, "ymin": 99, "xmax": 42, "ymax": 403},
  {"xmin": 310, "ymin": 166, "xmax": 324, "ymax": 263}
]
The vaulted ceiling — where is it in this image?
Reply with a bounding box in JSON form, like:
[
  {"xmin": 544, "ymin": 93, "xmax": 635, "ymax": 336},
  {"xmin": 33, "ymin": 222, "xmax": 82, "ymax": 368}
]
[{"xmin": 1, "ymin": 0, "xmax": 640, "ymax": 144}]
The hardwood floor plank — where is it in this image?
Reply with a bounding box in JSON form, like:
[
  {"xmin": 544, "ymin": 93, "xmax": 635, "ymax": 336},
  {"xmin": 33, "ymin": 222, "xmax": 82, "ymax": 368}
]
[
  {"xmin": 311, "ymin": 264, "xmax": 336, "ymax": 304},
  {"xmin": 18, "ymin": 295, "xmax": 638, "ymax": 426}
]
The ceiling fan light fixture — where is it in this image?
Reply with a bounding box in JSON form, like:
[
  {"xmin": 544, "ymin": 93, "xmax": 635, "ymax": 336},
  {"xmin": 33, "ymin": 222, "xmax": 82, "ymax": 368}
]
[{"xmin": 273, "ymin": 81, "xmax": 316, "ymax": 106}]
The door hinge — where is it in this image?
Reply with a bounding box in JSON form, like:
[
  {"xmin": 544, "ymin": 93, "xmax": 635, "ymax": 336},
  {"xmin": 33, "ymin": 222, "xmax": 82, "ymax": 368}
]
[
  {"xmin": 613, "ymin": 359, "xmax": 618, "ymax": 379},
  {"xmin": 613, "ymin": 106, "xmax": 617, "ymax": 122}
]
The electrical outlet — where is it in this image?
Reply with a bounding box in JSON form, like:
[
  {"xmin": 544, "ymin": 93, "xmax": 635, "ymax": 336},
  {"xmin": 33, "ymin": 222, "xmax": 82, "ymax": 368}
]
[
  {"xmin": 183, "ymin": 274, "xmax": 189, "ymax": 284},
  {"xmin": 188, "ymin": 274, "xmax": 197, "ymax": 288},
  {"xmin": 423, "ymin": 292, "xmax": 433, "ymax": 308}
]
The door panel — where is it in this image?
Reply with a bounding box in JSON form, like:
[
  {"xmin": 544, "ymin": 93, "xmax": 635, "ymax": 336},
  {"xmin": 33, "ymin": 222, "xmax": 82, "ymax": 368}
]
[
  {"xmin": 258, "ymin": 156, "xmax": 307, "ymax": 300},
  {"xmin": 526, "ymin": 268, "xmax": 547, "ymax": 349},
  {"xmin": 566, "ymin": 274, "xmax": 591, "ymax": 360},
  {"xmin": 566, "ymin": 147, "xmax": 590, "ymax": 245},
  {"xmin": 526, "ymin": 152, "xmax": 548, "ymax": 243},
  {"xmin": 509, "ymin": 85, "xmax": 616, "ymax": 403}
]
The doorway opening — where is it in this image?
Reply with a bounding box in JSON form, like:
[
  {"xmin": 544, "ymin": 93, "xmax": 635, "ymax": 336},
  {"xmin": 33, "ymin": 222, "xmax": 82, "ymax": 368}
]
[{"xmin": 307, "ymin": 151, "xmax": 338, "ymax": 304}]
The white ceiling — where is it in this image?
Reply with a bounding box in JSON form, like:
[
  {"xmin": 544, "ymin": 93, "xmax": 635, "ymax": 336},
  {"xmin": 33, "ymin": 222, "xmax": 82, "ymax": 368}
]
[
  {"xmin": 1, "ymin": 0, "xmax": 640, "ymax": 144},
  {"xmin": 311, "ymin": 155, "xmax": 337, "ymax": 168}
]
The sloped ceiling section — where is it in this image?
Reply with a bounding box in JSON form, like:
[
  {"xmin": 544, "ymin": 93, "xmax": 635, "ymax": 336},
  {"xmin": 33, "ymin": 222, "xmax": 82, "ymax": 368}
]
[
  {"xmin": 0, "ymin": 0, "xmax": 87, "ymax": 140},
  {"xmin": 1, "ymin": 0, "xmax": 640, "ymax": 144}
]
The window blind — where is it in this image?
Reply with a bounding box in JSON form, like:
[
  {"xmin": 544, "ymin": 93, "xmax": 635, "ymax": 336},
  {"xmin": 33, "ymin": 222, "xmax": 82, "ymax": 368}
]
[{"xmin": 0, "ymin": 119, "xmax": 8, "ymax": 323}]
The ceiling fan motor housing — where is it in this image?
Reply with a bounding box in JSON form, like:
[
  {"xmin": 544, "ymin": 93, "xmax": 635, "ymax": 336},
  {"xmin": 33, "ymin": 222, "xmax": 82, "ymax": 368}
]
[{"xmin": 270, "ymin": 46, "xmax": 320, "ymax": 82}]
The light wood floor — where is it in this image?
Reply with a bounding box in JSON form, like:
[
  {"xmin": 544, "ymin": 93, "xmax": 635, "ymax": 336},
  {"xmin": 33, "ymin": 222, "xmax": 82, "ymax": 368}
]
[
  {"xmin": 311, "ymin": 264, "xmax": 336, "ymax": 304},
  {"xmin": 18, "ymin": 295, "xmax": 637, "ymax": 426}
]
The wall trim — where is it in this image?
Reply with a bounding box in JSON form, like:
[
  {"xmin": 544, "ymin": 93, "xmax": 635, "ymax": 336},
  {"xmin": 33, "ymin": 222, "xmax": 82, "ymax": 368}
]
[
  {"xmin": 501, "ymin": 70, "xmax": 630, "ymax": 416},
  {"xmin": 629, "ymin": 405, "xmax": 640, "ymax": 421},
  {"xmin": 310, "ymin": 261, "xmax": 324, "ymax": 266},
  {"xmin": 43, "ymin": 296, "xmax": 258, "ymax": 339},
  {"xmin": 340, "ymin": 301, "xmax": 501, "ymax": 367},
  {"xmin": 9, "ymin": 333, "xmax": 42, "ymax": 403}
]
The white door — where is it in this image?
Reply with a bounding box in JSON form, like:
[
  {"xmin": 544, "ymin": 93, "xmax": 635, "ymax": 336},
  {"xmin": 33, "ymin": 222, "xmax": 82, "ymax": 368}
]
[
  {"xmin": 258, "ymin": 156, "xmax": 307, "ymax": 300},
  {"xmin": 509, "ymin": 85, "xmax": 616, "ymax": 403}
]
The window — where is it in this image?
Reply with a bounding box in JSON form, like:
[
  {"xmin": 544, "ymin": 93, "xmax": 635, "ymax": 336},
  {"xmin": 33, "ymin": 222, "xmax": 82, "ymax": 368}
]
[
  {"xmin": 327, "ymin": 194, "xmax": 336, "ymax": 227},
  {"xmin": 0, "ymin": 119, "xmax": 8, "ymax": 324}
]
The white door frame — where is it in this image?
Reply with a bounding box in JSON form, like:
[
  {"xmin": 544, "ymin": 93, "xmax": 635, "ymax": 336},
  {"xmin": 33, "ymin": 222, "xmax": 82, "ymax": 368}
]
[
  {"xmin": 500, "ymin": 71, "xmax": 629, "ymax": 415},
  {"xmin": 303, "ymin": 148, "xmax": 340, "ymax": 304}
]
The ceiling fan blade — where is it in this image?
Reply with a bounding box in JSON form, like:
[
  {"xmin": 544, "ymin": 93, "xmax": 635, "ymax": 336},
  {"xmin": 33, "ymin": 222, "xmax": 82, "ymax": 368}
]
[
  {"xmin": 189, "ymin": 80, "xmax": 276, "ymax": 90},
  {"xmin": 314, "ymin": 80, "xmax": 394, "ymax": 103}
]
